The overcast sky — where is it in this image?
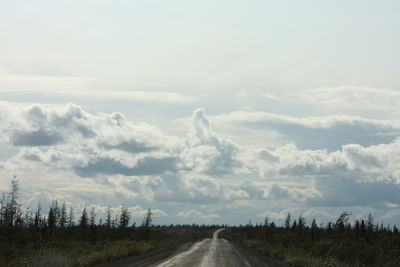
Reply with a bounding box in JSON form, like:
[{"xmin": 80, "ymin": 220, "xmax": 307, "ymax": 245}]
[{"xmin": 1, "ymin": 0, "xmax": 400, "ymax": 225}]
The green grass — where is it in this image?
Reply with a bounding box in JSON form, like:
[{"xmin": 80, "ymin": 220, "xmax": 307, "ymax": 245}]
[
  {"xmin": 2, "ymin": 240, "xmax": 172, "ymax": 267},
  {"xmin": 242, "ymin": 239, "xmax": 357, "ymax": 267},
  {"xmin": 241, "ymin": 238, "xmax": 400, "ymax": 267}
]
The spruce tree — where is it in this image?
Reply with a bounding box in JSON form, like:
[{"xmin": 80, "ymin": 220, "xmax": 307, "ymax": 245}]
[{"xmin": 79, "ymin": 207, "xmax": 88, "ymax": 228}]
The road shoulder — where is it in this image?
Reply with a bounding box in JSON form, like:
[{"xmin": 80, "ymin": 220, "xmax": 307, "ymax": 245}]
[{"xmin": 93, "ymin": 241, "xmax": 193, "ymax": 267}]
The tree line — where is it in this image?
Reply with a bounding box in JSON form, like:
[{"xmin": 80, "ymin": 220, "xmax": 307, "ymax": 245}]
[
  {"xmin": 0, "ymin": 177, "xmax": 156, "ymax": 245},
  {"xmin": 223, "ymin": 212, "xmax": 400, "ymax": 266},
  {"xmin": 2, "ymin": 176, "xmax": 399, "ymax": 266}
]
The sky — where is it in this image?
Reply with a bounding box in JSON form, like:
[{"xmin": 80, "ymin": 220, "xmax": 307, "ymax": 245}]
[{"xmin": 1, "ymin": 0, "xmax": 400, "ymax": 226}]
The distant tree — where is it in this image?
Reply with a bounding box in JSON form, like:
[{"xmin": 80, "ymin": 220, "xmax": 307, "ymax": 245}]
[
  {"xmin": 68, "ymin": 206, "xmax": 74, "ymax": 227},
  {"xmin": 89, "ymin": 207, "xmax": 96, "ymax": 227},
  {"xmin": 335, "ymin": 212, "xmax": 351, "ymax": 227},
  {"xmin": 79, "ymin": 207, "xmax": 88, "ymax": 228},
  {"xmin": 47, "ymin": 203, "xmax": 57, "ymax": 235},
  {"xmin": 112, "ymin": 214, "xmax": 119, "ymax": 228},
  {"xmin": 59, "ymin": 202, "xmax": 67, "ymax": 228},
  {"xmin": 360, "ymin": 220, "xmax": 366, "ymax": 238},
  {"xmin": 311, "ymin": 218, "xmax": 319, "ymax": 240},
  {"xmin": 393, "ymin": 224, "xmax": 398, "ymax": 234},
  {"xmin": 367, "ymin": 213, "xmax": 374, "ymax": 231},
  {"xmin": 292, "ymin": 219, "xmax": 297, "ymax": 230},
  {"xmin": 284, "ymin": 213, "xmax": 291, "ymax": 229},
  {"xmin": 0, "ymin": 192, "xmax": 6, "ymax": 225},
  {"xmin": 142, "ymin": 208, "xmax": 153, "ymax": 228},
  {"xmin": 298, "ymin": 215, "xmax": 306, "ymax": 229},
  {"xmin": 24, "ymin": 207, "xmax": 34, "ymax": 228},
  {"xmin": 89, "ymin": 207, "xmax": 97, "ymax": 244},
  {"xmin": 119, "ymin": 206, "xmax": 130, "ymax": 228},
  {"xmin": 105, "ymin": 206, "xmax": 112, "ymax": 229},
  {"xmin": 7, "ymin": 176, "xmax": 20, "ymax": 226},
  {"xmin": 264, "ymin": 217, "xmax": 269, "ymax": 226},
  {"xmin": 142, "ymin": 208, "xmax": 153, "ymax": 240},
  {"xmin": 334, "ymin": 212, "xmax": 350, "ymax": 239},
  {"xmin": 6, "ymin": 176, "xmax": 21, "ymax": 243},
  {"xmin": 34, "ymin": 202, "xmax": 42, "ymax": 229}
]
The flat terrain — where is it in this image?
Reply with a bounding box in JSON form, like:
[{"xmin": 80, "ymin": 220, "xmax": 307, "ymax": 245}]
[{"xmin": 95, "ymin": 229, "xmax": 288, "ymax": 267}]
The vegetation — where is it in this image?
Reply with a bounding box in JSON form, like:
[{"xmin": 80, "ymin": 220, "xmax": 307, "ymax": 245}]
[
  {"xmin": 1, "ymin": 177, "xmax": 399, "ymax": 266},
  {"xmin": 0, "ymin": 177, "xmax": 216, "ymax": 266},
  {"xmin": 222, "ymin": 212, "xmax": 400, "ymax": 267}
]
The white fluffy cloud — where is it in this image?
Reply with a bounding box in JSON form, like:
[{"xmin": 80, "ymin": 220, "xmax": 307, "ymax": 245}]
[
  {"xmin": 182, "ymin": 108, "xmax": 241, "ymax": 175},
  {"xmin": 1, "ymin": 101, "xmax": 400, "ymax": 224}
]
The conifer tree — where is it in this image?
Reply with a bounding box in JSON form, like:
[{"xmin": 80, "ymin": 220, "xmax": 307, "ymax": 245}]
[
  {"xmin": 79, "ymin": 207, "xmax": 88, "ymax": 228},
  {"xmin": 68, "ymin": 206, "xmax": 74, "ymax": 227},
  {"xmin": 142, "ymin": 208, "xmax": 152, "ymax": 228},
  {"xmin": 285, "ymin": 213, "xmax": 291, "ymax": 229},
  {"xmin": 105, "ymin": 206, "xmax": 112, "ymax": 229},
  {"xmin": 119, "ymin": 206, "xmax": 130, "ymax": 228},
  {"xmin": 59, "ymin": 202, "xmax": 67, "ymax": 228}
]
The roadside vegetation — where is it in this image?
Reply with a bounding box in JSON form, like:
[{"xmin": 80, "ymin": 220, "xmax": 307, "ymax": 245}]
[
  {"xmin": 0, "ymin": 177, "xmax": 215, "ymax": 266},
  {"xmin": 2, "ymin": 176, "xmax": 400, "ymax": 266},
  {"xmin": 222, "ymin": 213, "xmax": 400, "ymax": 267}
]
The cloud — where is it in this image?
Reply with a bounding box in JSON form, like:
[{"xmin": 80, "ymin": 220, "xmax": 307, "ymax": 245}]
[
  {"xmin": 177, "ymin": 209, "xmax": 220, "ymax": 219},
  {"xmin": 12, "ymin": 129, "xmax": 64, "ymax": 146},
  {"xmin": 239, "ymin": 140, "xmax": 400, "ymax": 209},
  {"xmin": 99, "ymin": 140, "xmax": 157, "ymax": 154},
  {"xmin": 0, "ymin": 70, "xmax": 198, "ymax": 104},
  {"xmin": 73, "ymin": 156, "xmax": 179, "ymax": 177},
  {"xmin": 265, "ymin": 183, "xmax": 320, "ymax": 203},
  {"xmin": 237, "ymin": 180, "xmax": 264, "ymax": 199},
  {"xmin": 210, "ymin": 111, "xmax": 400, "ymax": 150},
  {"xmin": 183, "ymin": 108, "xmax": 241, "ymax": 175},
  {"xmin": 153, "ymin": 174, "xmax": 225, "ymax": 204},
  {"xmin": 2, "ymin": 104, "xmax": 240, "ymax": 179},
  {"xmin": 296, "ymin": 86, "xmax": 400, "ymax": 111},
  {"xmin": 310, "ymin": 177, "xmax": 400, "ymax": 207},
  {"xmin": 2, "ymin": 101, "xmax": 400, "ymax": 225}
]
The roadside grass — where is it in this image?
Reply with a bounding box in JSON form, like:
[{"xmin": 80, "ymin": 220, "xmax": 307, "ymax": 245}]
[
  {"xmin": 2, "ymin": 240, "xmax": 172, "ymax": 267},
  {"xmin": 242, "ymin": 238, "xmax": 400, "ymax": 267},
  {"xmin": 242, "ymin": 239, "xmax": 359, "ymax": 267}
]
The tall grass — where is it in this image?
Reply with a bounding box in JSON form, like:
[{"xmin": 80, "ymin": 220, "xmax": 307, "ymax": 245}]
[{"xmin": 4, "ymin": 240, "xmax": 168, "ymax": 267}]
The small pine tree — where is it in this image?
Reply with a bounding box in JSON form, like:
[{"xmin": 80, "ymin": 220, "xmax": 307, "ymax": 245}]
[
  {"xmin": 79, "ymin": 207, "xmax": 88, "ymax": 228},
  {"xmin": 68, "ymin": 206, "xmax": 74, "ymax": 227},
  {"xmin": 90, "ymin": 207, "xmax": 96, "ymax": 227},
  {"xmin": 105, "ymin": 206, "xmax": 112, "ymax": 229},
  {"xmin": 59, "ymin": 202, "xmax": 67, "ymax": 228},
  {"xmin": 142, "ymin": 208, "xmax": 153, "ymax": 228},
  {"xmin": 264, "ymin": 216, "xmax": 269, "ymax": 226},
  {"xmin": 367, "ymin": 213, "xmax": 374, "ymax": 232},
  {"xmin": 119, "ymin": 206, "xmax": 130, "ymax": 228},
  {"xmin": 142, "ymin": 208, "xmax": 153, "ymax": 240},
  {"xmin": 285, "ymin": 213, "xmax": 291, "ymax": 229}
]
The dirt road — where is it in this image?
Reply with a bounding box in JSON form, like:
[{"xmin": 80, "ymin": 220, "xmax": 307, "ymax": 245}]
[{"xmin": 95, "ymin": 229, "xmax": 287, "ymax": 267}]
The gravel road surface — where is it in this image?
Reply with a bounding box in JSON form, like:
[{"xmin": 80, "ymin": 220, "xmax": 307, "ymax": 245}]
[{"xmin": 95, "ymin": 229, "xmax": 287, "ymax": 267}]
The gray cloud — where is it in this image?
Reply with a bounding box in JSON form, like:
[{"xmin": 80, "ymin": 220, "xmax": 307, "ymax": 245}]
[
  {"xmin": 238, "ymin": 180, "xmax": 264, "ymax": 199},
  {"xmin": 99, "ymin": 141, "xmax": 157, "ymax": 154},
  {"xmin": 12, "ymin": 129, "xmax": 63, "ymax": 146},
  {"xmin": 2, "ymin": 101, "xmax": 400, "ymax": 224},
  {"xmin": 183, "ymin": 108, "xmax": 241, "ymax": 175},
  {"xmin": 211, "ymin": 111, "xmax": 400, "ymax": 151},
  {"xmin": 74, "ymin": 156, "xmax": 178, "ymax": 177},
  {"xmin": 310, "ymin": 177, "xmax": 400, "ymax": 207}
]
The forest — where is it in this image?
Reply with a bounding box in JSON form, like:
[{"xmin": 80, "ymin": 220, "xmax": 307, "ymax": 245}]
[{"xmin": 1, "ymin": 177, "xmax": 400, "ymax": 266}]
